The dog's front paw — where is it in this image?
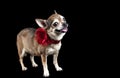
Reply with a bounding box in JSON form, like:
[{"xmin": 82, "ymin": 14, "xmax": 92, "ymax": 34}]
[
  {"xmin": 22, "ymin": 67, "xmax": 27, "ymax": 71},
  {"xmin": 32, "ymin": 63, "xmax": 38, "ymax": 67},
  {"xmin": 56, "ymin": 67, "xmax": 63, "ymax": 71},
  {"xmin": 43, "ymin": 70, "xmax": 50, "ymax": 77}
]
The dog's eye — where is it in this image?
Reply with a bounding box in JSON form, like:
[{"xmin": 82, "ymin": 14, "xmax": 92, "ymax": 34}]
[
  {"xmin": 53, "ymin": 22, "xmax": 58, "ymax": 27},
  {"xmin": 63, "ymin": 18, "xmax": 66, "ymax": 21}
]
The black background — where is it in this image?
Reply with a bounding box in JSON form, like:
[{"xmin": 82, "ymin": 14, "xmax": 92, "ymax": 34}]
[{"xmin": 6, "ymin": 0, "xmax": 113, "ymax": 78}]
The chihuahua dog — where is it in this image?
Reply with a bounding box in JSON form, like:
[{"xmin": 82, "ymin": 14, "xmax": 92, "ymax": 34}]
[{"xmin": 16, "ymin": 11, "xmax": 68, "ymax": 77}]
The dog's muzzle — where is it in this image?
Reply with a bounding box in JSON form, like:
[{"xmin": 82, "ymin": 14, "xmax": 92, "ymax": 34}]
[{"xmin": 55, "ymin": 23, "xmax": 68, "ymax": 33}]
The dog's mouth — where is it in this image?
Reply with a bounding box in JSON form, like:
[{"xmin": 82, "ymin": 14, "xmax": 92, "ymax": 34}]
[{"xmin": 55, "ymin": 27, "xmax": 68, "ymax": 33}]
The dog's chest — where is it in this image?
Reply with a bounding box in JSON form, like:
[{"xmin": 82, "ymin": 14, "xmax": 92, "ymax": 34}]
[{"xmin": 46, "ymin": 43, "xmax": 61, "ymax": 55}]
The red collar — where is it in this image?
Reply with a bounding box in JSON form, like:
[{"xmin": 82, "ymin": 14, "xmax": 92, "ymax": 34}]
[{"xmin": 35, "ymin": 28, "xmax": 60, "ymax": 46}]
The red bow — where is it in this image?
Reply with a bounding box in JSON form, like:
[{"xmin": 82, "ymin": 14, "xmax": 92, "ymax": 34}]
[{"xmin": 35, "ymin": 28, "xmax": 60, "ymax": 46}]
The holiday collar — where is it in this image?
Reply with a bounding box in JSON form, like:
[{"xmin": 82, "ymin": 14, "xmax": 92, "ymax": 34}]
[{"xmin": 35, "ymin": 28, "xmax": 60, "ymax": 46}]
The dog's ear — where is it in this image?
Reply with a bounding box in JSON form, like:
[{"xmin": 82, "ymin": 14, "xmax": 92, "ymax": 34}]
[
  {"xmin": 35, "ymin": 18, "xmax": 47, "ymax": 28},
  {"xmin": 54, "ymin": 10, "xmax": 58, "ymax": 14}
]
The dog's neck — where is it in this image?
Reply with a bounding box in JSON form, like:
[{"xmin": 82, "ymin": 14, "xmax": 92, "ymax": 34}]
[{"xmin": 35, "ymin": 28, "xmax": 60, "ymax": 46}]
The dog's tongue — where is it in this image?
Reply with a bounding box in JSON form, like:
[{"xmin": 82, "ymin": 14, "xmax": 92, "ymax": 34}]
[{"xmin": 61, "ymin": 27, "xmax": 68, "ymax": 32}]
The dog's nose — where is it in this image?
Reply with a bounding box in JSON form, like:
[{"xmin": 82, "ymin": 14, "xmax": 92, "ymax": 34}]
[{"xmin": 63, "ymin": 23, "xmax": 68, "ymax": 27}]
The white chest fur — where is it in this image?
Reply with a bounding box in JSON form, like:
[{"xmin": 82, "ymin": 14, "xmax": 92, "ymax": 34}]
[{"xmin": 46, "ymin": 42, "xmax": 61, "ymax": 55}]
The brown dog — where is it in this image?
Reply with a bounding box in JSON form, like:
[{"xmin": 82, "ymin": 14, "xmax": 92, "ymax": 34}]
[{"xmin": 16, "ymin": 11, "xmax": 68, "ymax": 77}]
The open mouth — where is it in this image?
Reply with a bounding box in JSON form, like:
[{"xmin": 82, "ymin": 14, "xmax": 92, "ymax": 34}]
[{"xmin": 55, "ymin": 27, "xmax": 68, "ymax": 33}]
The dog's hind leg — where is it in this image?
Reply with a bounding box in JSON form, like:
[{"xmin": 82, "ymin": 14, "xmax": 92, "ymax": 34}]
[
  {"xmin": 19, "ymin": 48, "xmax": 27, "ymax": 71},
  {"xmin": 17, "ymin": 35, "xmax": 28, "ymax": 71},
  {"xmin": 17, "ymin": 37, "xmax": 27, "ymax": 71},
  {"xmin": 30, "ymin": 55, "xmax": 38, "ymax": 67}
]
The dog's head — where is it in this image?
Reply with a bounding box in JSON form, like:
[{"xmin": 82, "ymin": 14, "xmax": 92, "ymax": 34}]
[{"xmin": 35, "ymin": 11, "xmax": 68, "ymax": 41}]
